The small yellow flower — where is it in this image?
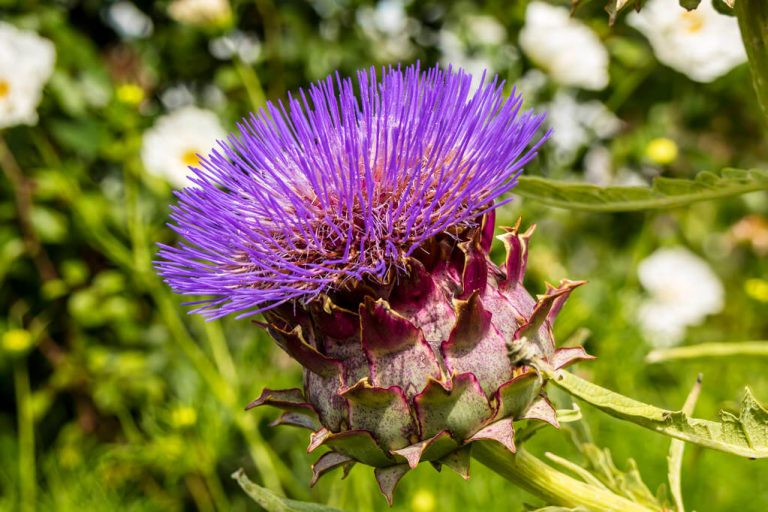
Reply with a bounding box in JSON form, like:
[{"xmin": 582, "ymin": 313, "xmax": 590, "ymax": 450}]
[
  {"xmin": 116, "ymin": 83, "xmax": 145, "ymax": 105},
  {"xmin": 170, "ymin": 405, "xmax": 198, "ymax": 428},
  {"xmin": 410, "ymin": 489, "xmax": 436, "ymax": 512},
  {"xmin": 645, "ymin": 137, "xmax": 678, "ymax": 165},
  {"xmin": 2, "ymin": 329, "xmax": 33, "ymax": 353},
  {"xmin": 745, "ymin": 278, "xmax": 768, "ymax": 303}
]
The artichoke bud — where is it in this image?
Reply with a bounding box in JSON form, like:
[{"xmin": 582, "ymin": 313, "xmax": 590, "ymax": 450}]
[{"xmin": 248, "ymin": 213, "xmax": 593, "ymax": 504}]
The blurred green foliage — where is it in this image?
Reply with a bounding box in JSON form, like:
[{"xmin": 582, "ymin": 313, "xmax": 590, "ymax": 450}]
[{"xmin": 0, "ymin": 1, "xmax": 767, "ymax": 511}]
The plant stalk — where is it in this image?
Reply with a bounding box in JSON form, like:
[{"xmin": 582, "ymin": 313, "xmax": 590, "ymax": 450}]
[
  {"xmin": 472, "ymin": 443, "xmax": 654, "ymax": 512},
  {"xmin": 736, "ymin": 0, "xmax": 768, "ymax": 126},
  {"xmin": 14, "ymin": 360, "xmax": 36, "ymax": 512}
]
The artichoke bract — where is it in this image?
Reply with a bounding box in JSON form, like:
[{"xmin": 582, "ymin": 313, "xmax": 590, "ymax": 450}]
[
  {"xmin": 156, "ymin": 64, "xmax": 592, "ymax": 503},
  {"xmin": 249, "ymin": 212, "xmax": 590, "ymax": 503}
]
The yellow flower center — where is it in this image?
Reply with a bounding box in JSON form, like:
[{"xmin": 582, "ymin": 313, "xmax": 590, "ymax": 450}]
[
  {"xmin": 680, "ymin": 11, "xmax": 705, "ymax": 33},
  {"xmin": 0, "ymin": 79, "xmax": 10, "ymax": 99},
  {"xmin": 181, "ymin": 149, "xmax": 201, "ymax": 167}
]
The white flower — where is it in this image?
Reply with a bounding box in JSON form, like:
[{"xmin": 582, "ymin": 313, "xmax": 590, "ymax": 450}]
[
  {"xmin": 465, "ymin": 15, "xmax": 506, "ymax": 46},
  {"xmin": 357, "ymin": 0, "xmax": 415, "ymax": 61},
  {"xmin": 584, "ymin": 145, "xmax": 646, "ymax": 187},
  {"xmin": 209, "ymin": 31, "xmax": 261, "ymax": 64},
  {"xmin": 168, "ymin": 0, "xmax": 232, "ymax": 27},
  {"xmin": 628, "ymin": 0, "xmax": 746, "ymax": 83},
  {"xmin": 106, "ymin": 2, "xmax": 153, "ymax": 39},
  {"xmin": 519, "ymin": 2, "xmax": 609, "ymax": 90},
  {"xmin": 439, "ymin": 29, "xmax": 494, "ymax": 83},
  {"xmin": 546, "ymin": 91, "xmax": 622, "ymax": 162},
  {"xmin": 438, "ymin": 14, "xmax": 512, "ymax": 92},
  {"xmin": 141, "ymin": 107, "xmax": 226, "ymax": 188},
  {"xmin": 636, "ymin": 247, "xmax": 725, "ymax": 347},
  {"xmin": 0, "ymin": 23, "xmax": 55, "ymax": 129}
]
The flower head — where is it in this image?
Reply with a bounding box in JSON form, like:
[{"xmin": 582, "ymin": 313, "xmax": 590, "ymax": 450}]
[
  {"xmin": 141, "ymin": 106, "xmax": 227, "ymax": 188},
  {"xmin": 157, "ymin": 65, "xmax": 590, "ymax": 503},
  {"xmin": 0, "ymin": 22, "xmax": 55, "ymax": 129},
  {"xmin": 636, "ymin": 247, "xmax": 724, "ymax": 346},
  {"xmin": 157, "ymin": 65, "xmax": 548, "ymax": 319},
  {"xmin": 628, "ymin": 0, "xmax": 746, "ymax": 83}
]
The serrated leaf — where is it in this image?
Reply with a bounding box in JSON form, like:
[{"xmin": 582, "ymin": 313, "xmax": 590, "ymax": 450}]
[
  {"xmin": 514, "ymin": 169, "xmax": 768, "ymax": 212},
  {"xmin": 232, "ymin": 469, "xmax": 345, "ymax": 512},
  {"xmin": 552, "ymin": 370, "xmax": 768, "ymax": 458}
]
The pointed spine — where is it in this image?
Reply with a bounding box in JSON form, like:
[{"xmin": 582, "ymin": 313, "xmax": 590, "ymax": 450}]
[
  {"xmin": 310, "ymin": 452, "xmax": 354, "ymax": 487},
  {"xmin": 374, "ymin": 464, "xmax": 410, "ymax": 506}
]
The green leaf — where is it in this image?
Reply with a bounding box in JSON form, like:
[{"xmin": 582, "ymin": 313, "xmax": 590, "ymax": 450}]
[
  {"xmin": 551, "ymin": 370, "xmax": 768, "ymax": 459},
  {"xmin": 572, "ymin": 0, "xmax": 644, "ymax": 25},
  {"xmin": 556, "ymin": 406, "xmax": 583, "ymax": 423},
  {"xmin": 525, "ymin": 507, "xmax": 592, "ymax": 512},
  {"xmin": 679, "ymin": 0, "xmax": 702, "ymax": 10},
  {"xmin": 647, "ymin": 341, "xmax": 768, "ymax": 363},
  {"xmin": 667, "ymin": 375, "xmax": 702, "ymax": 512},
  {"xmin": 577, "ymin": 444, "xmax": 662, "ymax": 509},
  {"xmin": 232, "ymin": 469, "xmax": 345, "ymax": 512},
  {"xmin": 514, "ymin": 169, "xmax": 768, "ymax": 212}
]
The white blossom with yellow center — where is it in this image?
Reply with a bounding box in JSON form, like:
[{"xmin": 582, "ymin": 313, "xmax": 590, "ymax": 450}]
[
  {"xmin": 519, "ymin": 2, "xmax": 609, "ymax": 90},
  {"xmin": 0, "ymin": 22, "xmax": 55, "ymax": 129},
  {"xmin": 628, "ymin": 0, "xmax": 746, "ymax": 83},
  {"xmin": 636, "ymin": 247, "xmax": 725, "ymax": 347},
  {"xmin": 141, "ymin": 106, "xmax": 227, "ymax": 188}
]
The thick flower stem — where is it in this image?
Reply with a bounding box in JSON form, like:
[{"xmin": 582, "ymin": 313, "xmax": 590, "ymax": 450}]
[
  {"xmin": 472, "ymin": 443, "xmax": 655, "ymax": 512},
  {"xmin": 736, "ymin": 0, "xmax": 768, "ymax": 126}
]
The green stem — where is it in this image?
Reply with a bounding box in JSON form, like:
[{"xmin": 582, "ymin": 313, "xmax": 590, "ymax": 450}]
[
  {"xmin": 646, "ymin": 340, "xmax": 768, "ymax": 363},
  {"xmin": 736, "ymin": 0, "xmax": 768, "ymax": 126},
  {"xmin": 200, "ymin": 319, "xmax": 238, "ymax": 385},
  {"xmin": 472, "ymin": 444, "xmax": 654, "ymax": 512},
  {"xmin": 14, "ymin": 360, "xmax": 36, "ymax": 512},
  {"xmin": 235, "ymin": 60, "xmax": 267, "ymax": 111},
  {"xmin": 0, "ymin": 134, "xmax": 57, "ymax": 281}
]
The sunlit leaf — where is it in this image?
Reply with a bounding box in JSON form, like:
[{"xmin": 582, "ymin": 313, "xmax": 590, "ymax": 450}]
[
  {"xmin": 232, "ymin": 469, "xmax": 345, "ymax": 512},
  {"xmin": 552, "ymin": 370, "xmax": 768, "ymax": 458},
  {"xmin": 514, "ymin": 169, "xmax": 768, "ymax": 212}
]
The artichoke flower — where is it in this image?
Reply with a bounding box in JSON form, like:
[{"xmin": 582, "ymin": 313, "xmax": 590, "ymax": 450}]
[{"xmin": 157, "ymin": 64, "xmax": 592, "ymax": 503}]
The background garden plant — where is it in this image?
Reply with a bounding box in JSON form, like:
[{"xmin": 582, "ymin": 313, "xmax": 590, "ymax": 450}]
[{"xmin": 1, "ymin": 1, "xmax": 767, "ymax": 511}]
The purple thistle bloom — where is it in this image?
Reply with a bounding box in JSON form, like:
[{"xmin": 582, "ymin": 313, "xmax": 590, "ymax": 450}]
[{"xmin": 156, "ymin": 64, "xmax": 549, "ymax": 319}]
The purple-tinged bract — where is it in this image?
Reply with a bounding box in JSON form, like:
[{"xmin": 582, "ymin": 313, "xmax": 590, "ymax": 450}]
[{"xmin": 156, "ymin": 64, "xmax": 548, "ymax": 319}]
